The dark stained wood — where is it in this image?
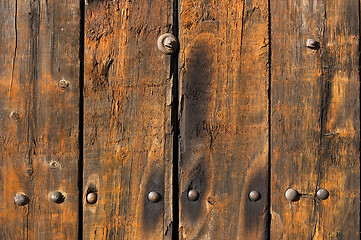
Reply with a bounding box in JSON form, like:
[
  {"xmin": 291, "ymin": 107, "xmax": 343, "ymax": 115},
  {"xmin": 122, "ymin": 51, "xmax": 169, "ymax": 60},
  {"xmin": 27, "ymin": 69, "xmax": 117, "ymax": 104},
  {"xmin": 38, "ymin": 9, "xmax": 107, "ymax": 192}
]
[
  {"xmin": 271, "ymin": 0, "xmax": 360, "ymax": 238},
  {"xmin": 178, "ymin": 0, "xmax": 269, "ymax": 239},
  {"xmin": 0, "ymin": 0, "xmax": 80, "ymax": 239},
  {"xmin": 83, "ymin": 0, "xmax": 174, "ymax": 239}
]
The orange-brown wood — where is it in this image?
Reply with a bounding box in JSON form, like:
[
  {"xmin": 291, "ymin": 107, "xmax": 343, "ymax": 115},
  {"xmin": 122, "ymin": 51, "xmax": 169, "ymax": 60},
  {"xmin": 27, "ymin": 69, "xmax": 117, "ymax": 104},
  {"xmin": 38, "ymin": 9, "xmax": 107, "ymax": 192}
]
[
  {"xmin": 0, "ymin": 0, "xmax": 80, "ymax": 239},
  {"xmin": 83, "ymin": 0, "xmax": 174, "ymax": 239},
  {"xmin": 0, "ymin": 0, "xmax": 360, "ymax": 239},
  {"xmin": 271, "ymin": 0, "xmax": 360, "ymax": 238},
  {"xmin": 178, "ymin": 0, "xmax": 270, "ymax": 239}
]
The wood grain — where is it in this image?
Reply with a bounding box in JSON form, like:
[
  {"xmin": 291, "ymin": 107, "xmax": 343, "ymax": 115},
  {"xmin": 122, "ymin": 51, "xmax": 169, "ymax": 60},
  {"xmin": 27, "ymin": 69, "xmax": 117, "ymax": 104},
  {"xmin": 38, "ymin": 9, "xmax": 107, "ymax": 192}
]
[
  {"xmin": 83, "ymin": 0, "xmax": 174, "ymax": 239},
  {"xmin": 270, "ymin": 0, "xmax": 360, "ymax": 238},
  {"xmin": 0, "ymin": 0, "xmax": 359, "ymax": 238},
  {"xmin": 0, "ymin": 0, "xmax": 80, "ymax": 239},
  {"xmin": 178, "ymin": 0, "xmax": 269, "ymax": 239}
]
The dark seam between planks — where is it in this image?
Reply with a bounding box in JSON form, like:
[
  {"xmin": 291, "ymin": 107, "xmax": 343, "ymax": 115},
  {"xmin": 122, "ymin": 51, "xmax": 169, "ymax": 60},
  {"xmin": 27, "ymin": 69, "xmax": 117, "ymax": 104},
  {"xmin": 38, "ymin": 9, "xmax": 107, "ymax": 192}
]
[
  {"xmin": 171, "ymin": 0, "xmax": 180, "ymax": 239},
  {"xmin": 78, "ymin": 0, "xmax": 85, "ymax": 239}
]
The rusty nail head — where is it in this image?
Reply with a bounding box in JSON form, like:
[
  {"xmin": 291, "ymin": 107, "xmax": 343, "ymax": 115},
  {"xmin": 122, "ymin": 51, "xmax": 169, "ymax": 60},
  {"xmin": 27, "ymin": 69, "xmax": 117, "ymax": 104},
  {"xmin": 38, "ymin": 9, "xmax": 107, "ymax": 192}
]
[
  {"xmin": 14, "ymin": 193, "xmax": 28, "ymax": 206},
  {"xmin": 86, "ymin": 192, "xmax": 97, "ymax": 204},
  {"xmin": 147, "ymin": 191, "xmax": 162, "ymax": 203},
  {"xmin": 59, "ymin": 79, "xmax": 69, "ymax": 90},
  {"xmin": 49, "ymin": 191, "xmax": 65, "ymax": 204},
  {"xmin": 157, "ymin": 33, "xmax": 178, "ymax": 55},
  {"xmin": 10, "ymin": 111, "xmax": 20, "ymax": 121},
  {"xmin": 188, "ymin": 189, "xmax": 200, "ymax": 201},
  {"xmin": 316, "ymin": 188, "xmax": 329, "ymax": 200},
  {"xmin": 306, "ymin": 39, "xmax": 319, "ymax": 49},
  {"xmin": 249, "ymin": 190, "xmax": 261, "ymax": 202},
  {"xmin": 285, "ymin": 188, "xmax": 299, "ymax": 201}
]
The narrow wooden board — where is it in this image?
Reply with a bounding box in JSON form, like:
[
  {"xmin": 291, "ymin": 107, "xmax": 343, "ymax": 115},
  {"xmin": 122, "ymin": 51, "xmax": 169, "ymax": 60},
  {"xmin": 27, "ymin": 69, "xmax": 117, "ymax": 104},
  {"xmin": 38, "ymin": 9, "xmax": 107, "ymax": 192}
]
[
  {"xmin": 83, "ymin": 0, "xmax": 174, "ymax": 239},
  {"xmin": 0, "ymin": 0, "xmax": 80, "ymax": 239},
  {"xmin": 178, "ymin": 0, "xmax": 269, "ymax": 239},
  {"xmin": 271, "ymin": 0, "xmax": 360, "ymax": 238}
]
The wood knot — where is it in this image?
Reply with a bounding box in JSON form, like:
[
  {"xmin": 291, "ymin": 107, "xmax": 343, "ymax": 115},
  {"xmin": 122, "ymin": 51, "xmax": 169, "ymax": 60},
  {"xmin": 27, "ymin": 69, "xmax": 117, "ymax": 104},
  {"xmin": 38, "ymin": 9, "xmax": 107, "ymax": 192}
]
[{"xmin": 26, "ymin": 167, "xmax": 34, "ymax": 176}]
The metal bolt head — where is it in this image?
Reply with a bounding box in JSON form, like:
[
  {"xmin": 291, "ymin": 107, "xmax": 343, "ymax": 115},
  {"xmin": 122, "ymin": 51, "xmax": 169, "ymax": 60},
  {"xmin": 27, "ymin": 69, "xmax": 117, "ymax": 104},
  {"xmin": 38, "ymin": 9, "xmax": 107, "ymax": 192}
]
[
  {"xmin": 10, "ymin": 111, "xmax": 20, "ymax": 121},
  {"xmin": 49, "ymin": 191, "xmax": 65, "ymax": 204},
  {"xmin": 249, "ymin": 190, "xmax": 261, "ymax": 202},
  {"xmin": 86, "ymin": 192, "xmax": 97, "ymax": 204},
  {"xmin": 187, "ymin": 189, "xmax": 200, "ymax": 201},
  {"xmin": 147, "ymin": 191, "xmax": 162, "ymax": 203},
  {"xmin": 285, "ymin": 188, "xmax": 299, "ymax": 201},
  {"xmin": 157, "ymin": 33, "xmax": 178, "ymax": 55},
  {"xmin": 306, "ymin": 39, "xmax": 319, "ymax": 49},
  {"xmin": 164, "ymin": 37, "xmax": 176, "ymax": 49},
  {"xmin": 58, "ymin": 79, "xmax": 69, "ymax": 90},
  {"xmin": 316, "ymin": 188, "xmax": 329, "ymax": 200},
  {"xmin": 14, "ymin": 193, "xmax": 28, "ymax": 206}
]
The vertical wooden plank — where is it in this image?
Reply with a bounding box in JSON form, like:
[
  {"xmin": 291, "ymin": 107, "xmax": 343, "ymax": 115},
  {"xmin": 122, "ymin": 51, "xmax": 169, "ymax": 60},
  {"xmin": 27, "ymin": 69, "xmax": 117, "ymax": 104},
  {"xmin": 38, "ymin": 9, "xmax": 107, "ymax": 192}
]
[
  {"xmin": 271, "ymin": 0, "xmax": 360, "ymax": 238},
  {"xmin": 0, "ymin": 0, "xmax": 80, "ymax": 239},
  {"xmin": 316, "ymin": 1, "xmax": 360, "ymax": 237},
  {"xmin": 83, "ymin": 0, "xmax": 174, "ymax": 239},
  {"xmin": 178, "ymin": 0, "xmax": 269, "ymax": 239},
  {"xmin": 270, "ymin": 1, "xmax": 324, "ymax": 238}
]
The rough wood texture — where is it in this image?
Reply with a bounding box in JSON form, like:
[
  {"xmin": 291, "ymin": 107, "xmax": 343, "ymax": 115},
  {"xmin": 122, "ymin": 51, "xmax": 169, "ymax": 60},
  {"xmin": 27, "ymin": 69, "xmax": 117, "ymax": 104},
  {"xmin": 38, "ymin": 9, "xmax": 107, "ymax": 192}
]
[
  {"xmin": 178, "ymin": 0, "xmax": 269, "ymax": 239},
  {"xmin": 83, "ymin": 0, "xmax": 174, "ymax": 239},
  {"xmin": 0, "ymin": 0, "xmax": 80, "ymax": 239},
  {"xmin": 1, "ymin": 0, "xmax": 360, "ymax": 238},
  {"xmin": 271, "ymin": 0, "xmax": 360, "ymax": 238}
]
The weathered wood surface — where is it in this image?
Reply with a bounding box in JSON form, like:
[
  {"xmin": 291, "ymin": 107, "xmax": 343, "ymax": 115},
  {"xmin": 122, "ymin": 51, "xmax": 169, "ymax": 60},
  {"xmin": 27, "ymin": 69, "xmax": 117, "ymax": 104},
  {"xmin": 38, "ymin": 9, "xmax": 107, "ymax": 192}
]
[
  {"xmin": 83, "ymin": 0, "xmax": 174, "ymax": 239},
  {"xmin": 271, "ymin": 0, "xmax": 360, "ymax": 239},
  {"xmin": 178, "ymin": 0, "xmax": 269, "ymax": 239},
  {"xmin": 0, "ymin": 0, "xmax": 359, "ymax": 239},
  {"xmin": 0, "ymin": 0, "xmax": 80, "ymax": 239}
]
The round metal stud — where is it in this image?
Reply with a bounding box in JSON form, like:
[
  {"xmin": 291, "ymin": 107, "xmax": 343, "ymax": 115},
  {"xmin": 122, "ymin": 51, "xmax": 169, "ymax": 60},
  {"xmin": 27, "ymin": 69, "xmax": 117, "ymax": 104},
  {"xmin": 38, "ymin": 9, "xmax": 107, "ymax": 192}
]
[
  {"xmin": 14, "ymin": 193, "xmax": 28, "ymax": 206},
  {"xmin": 188, "ymin": 189, "xmax": 200, "ymax": 201},
  {"xmin": 316, "ymin": 188, "xmax": 329, "ymax": 200},
  {"xmin": 249, "ymin": 190, "xmax": 261, "ymax": 202},
  {"xmin": 306, "ymin": 39, "xmax": 319, "ymax": 49},
  {"xmin": 157, "ymin": 33, "xmax": 179, "ymax": 55},
  {"xmin": 58, "ymin": 79, "xmax": 69, "ymax": 90},
  {"xmin": 10, "ymin": 111, "xmax": 20, "ymax": 121},
  {"xmin": 86, "ymin": 192, "xmax": 97, "ymax": 204},
  {"xmin": 49, "ymin": 191, "xmax": 65, "ymax": 204},
  {"xmin": 285, "ymin": 188, "xmax": 299, "ymax": 201},
  {"xmin": 147, "ymin": 191, "xmax": 162, "ymax": 203}
]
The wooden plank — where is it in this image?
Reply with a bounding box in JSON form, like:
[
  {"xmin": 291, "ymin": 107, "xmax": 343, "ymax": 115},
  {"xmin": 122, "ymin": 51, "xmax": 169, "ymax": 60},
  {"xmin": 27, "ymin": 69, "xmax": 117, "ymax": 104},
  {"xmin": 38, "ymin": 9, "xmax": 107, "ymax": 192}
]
[
  {"xmin": 271, "ymin": 0, "xmax": 360, "ymax": 238},
  {"xmin": 178, "ymin": 0, "xmax": 269, "ymax": 239},
  {"xmin": 270, "ymin": 1, "xmax": 324, "ymax": 238},
  {"xmin": 0, "ymin": 0, "xmax": 80, "ymax": 239},
  {"xmin": 83, "ymin": 0, "xmax": 174, "ymax": 239}
]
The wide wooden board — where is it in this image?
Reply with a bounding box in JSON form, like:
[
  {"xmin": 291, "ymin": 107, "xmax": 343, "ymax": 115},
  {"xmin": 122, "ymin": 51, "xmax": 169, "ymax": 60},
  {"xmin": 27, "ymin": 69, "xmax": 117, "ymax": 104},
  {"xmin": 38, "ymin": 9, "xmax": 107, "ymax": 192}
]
[
  {"xmin": 178, "ymin": 0, "xmax": 270, "ymax": 239},
  {"xmin": 83, "ymin": 0, "xmax": 174, "ymax": 239},
  {"xmin": 270, "ymin": 0, "xmax": 360, "ymax": 238},
  {"xmin": 0, "ymin": 0, "xmax": 80, "ymax": 239}
]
